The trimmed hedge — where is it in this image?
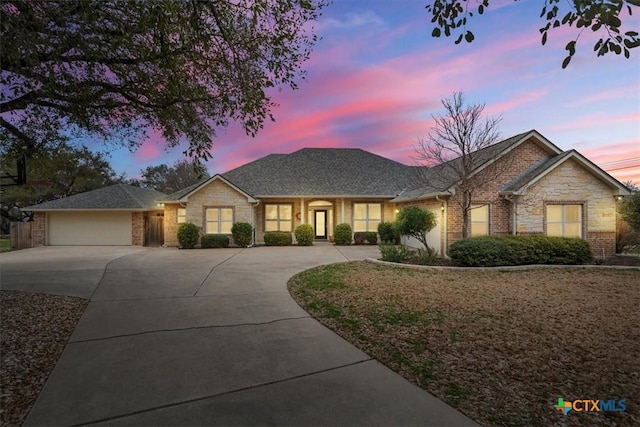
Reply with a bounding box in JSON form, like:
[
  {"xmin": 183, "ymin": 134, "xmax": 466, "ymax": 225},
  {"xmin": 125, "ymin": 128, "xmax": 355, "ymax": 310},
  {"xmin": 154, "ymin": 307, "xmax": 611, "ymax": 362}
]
[
  {"xmin": 378, "ymin": 221, "xmax": 399, "ymax": 244},
  {"xmin": 264, "ymin": 231, "xmax": 292, "ymax": 246},
  {"xmin": 294, "ymin": 224, "xmax": 314, "ymax": 246},
  {"xmin": 201, "ymin": 234, "xmax": 230, "ymax": 248},
  {"xmin": 231, "ymin": 222, "xmax": 253, "ymax": 247},
  {"xmin": 177, "ymin": 223, "xmax": 199, "ymax": 249},
  {"xmin": 354, "ymin": 232, "xmax": 367, "ymax": 245},
  {"xmin": 334, "ymin": 223, "xmax": 353, "ymax": 245},
  {"xmin": 449, "ymin": 235, "xmax": 593, "ymax": 267},
  {"xmin": 366, "ymin": 231, "xmax": 377, "ymax": 245}
]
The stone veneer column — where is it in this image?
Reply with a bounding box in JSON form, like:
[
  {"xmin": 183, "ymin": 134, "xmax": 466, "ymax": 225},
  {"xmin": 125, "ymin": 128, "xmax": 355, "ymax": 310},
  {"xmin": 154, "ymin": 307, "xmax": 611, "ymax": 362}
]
[{"xmin": 132, "ymin": 212, "xmax": 145, "ymax": 246}]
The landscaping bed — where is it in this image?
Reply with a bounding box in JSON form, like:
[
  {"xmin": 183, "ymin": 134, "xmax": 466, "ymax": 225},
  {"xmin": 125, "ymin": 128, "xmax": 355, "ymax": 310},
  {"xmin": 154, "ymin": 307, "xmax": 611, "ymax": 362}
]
[
  {"xmin": 0, "ymin": 291, "xmax": 88, "ymax": 426},
  {"xmin": 288, "ymin": 262, "xmax": 640, "ymax": 426}
]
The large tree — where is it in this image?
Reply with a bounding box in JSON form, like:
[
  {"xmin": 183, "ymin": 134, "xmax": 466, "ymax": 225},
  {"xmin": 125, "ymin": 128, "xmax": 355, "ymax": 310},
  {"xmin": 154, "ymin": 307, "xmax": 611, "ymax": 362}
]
[
  {"xmin": 136, "ymin": 159, "xmax": 210, "ymax": 194},
  {"xmin": 426, "ymin": 0, "xmax": 640, "ymax": 68},
  {"xmin": 0, "ymin": 0, "xmax": 326, "ymax": 160},
  {"xmin": 414, "ymin": 92, "xmax": 502, "ymax": 239},
  {"xmin": 0, "ymin": 141, "xmax": 117, "ymax": 232}
]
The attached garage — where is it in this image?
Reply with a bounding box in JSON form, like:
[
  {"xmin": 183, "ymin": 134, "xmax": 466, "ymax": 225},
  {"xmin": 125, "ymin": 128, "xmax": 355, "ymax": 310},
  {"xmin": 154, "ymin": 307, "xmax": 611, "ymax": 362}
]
[
  {"xmin": 26, "ymin": 184, "xmax": 167, "ymax": 247},
  {"xmin": 48, "ymin": 211, "xmax": 132, "ymax": 245}
]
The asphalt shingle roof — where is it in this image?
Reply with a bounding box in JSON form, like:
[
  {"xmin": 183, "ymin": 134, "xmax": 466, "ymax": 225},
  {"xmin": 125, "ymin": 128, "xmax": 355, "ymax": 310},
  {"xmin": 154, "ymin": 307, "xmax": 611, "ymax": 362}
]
[
  {"xmin": 220, "ymin": 148, "xmax": 417, "ymax": 197},
  {"xmin": 25, "ymin": 184, "xmax": 167, "ymax": 210}
]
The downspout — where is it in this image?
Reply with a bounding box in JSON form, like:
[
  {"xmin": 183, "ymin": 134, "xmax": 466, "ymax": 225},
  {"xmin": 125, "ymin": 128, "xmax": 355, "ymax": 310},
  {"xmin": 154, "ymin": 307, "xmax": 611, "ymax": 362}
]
[{"xmin": 251, "ymin": 199, "xmax": 261, "ymax": 246}]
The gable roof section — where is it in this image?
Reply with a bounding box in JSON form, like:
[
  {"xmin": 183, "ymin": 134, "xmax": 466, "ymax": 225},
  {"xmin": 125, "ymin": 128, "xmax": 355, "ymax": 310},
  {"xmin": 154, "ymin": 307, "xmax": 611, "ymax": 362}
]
[
  {"xmin": 221, "ymin": 148, "xmax": 415, "ymax": 197},
  {"xmin": 161, "ymin": 174, "xmax": 257, "ymax": 203},
  {"xmin": 25, "ymin": 184, "xmax": 167, "ymax": 211},
  {"xmin": 391, "ymin": 130, "xmax": 564, "ymax": 202},
  {"xmin": 501, "ymin": 150, "xmax": 631, "ymax": 196}
]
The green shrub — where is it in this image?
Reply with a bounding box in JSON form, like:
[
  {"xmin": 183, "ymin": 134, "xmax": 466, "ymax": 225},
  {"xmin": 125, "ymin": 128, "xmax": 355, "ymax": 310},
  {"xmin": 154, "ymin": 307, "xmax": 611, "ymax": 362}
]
[
  {"xmin": 395, "ymin": 206, "xmax": 437, "ymax": 250},
  {"xmin": 353, "ymin": 232, "xmax": 367, "ymax": 245},
  {"xmin": 177, "ymin": 223, "xmax": 199, "ymax": 249},
  {"xmin": 294, "ymin": 224, "xmax": 314, "ymax": 246},
  {"xmin": 231, "ymin": 222, "xmax": 253, "ymax": 247},
  {"xmin": 378, "ymin": 222, "xmax": 399, "ymax": 244},
  {"xmin": 407, "ymin": 247, "xmax": 439, "ymax": 265},
  {"xmin": 264, "ymin": 231, "xmax": 292, "ymax": 246},
  {"xmin": 366, "ymin": 231, "xmax": 378, "ymax": 245},
  {"xmin": 201, "ymin": 234, "xmax": 229, "ymax": 248},
  {"xmin": 449, "ymin": 235, "xmax": 593, "ymax": 267},
  {"xmin": 379, "ymin": 243, "xmax": 411, "ymax": 263},
  {"xmin": 334, "ymin": 223, "xmax": 353, "ymax": 245}
]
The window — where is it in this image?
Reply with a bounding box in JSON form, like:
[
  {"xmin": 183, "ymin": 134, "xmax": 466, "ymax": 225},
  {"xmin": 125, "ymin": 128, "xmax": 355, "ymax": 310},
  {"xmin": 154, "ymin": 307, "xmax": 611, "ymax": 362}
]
[
  {"xmin": 353, "ymin": 203, "xmax": 382, "ymax": 232},
  {"xmin": 205, "ymin": 207, "xmax": 233, "ymax": 234},
  {"xmin": 265, "ymin": 204, "xmax": 292, "ymax": 232},
  {"xmin": 470, "ymin": 204, "xmax": 489, "ymax": 236},
  {"xmin": 177, "ymin": 208, "xmax": 186, "ymax": 224},
  {"xmin": 546, "ymin": 204, "xmax": 582, "ymax": 238}
]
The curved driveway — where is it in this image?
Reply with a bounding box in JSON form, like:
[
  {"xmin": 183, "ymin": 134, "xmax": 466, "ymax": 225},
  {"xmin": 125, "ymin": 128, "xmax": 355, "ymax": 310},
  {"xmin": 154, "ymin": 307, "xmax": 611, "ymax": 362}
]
[{"xmin": 1, "ymin": 245, "xmax": 476, "ymax": 426}]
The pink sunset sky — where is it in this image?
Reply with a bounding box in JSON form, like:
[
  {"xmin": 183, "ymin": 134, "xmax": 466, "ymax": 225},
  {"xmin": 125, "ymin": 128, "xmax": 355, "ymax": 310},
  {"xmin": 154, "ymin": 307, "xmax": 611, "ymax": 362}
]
[{"xmin": 104, "ymin": 0, "xmax": 640, "ymax": 185}]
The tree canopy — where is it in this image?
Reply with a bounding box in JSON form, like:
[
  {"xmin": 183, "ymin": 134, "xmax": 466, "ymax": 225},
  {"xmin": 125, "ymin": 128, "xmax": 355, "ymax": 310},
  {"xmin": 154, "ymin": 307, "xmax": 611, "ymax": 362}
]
[
  {"xmin": 426, "ymin": 0, "xmax": 640, "ymax": 68},
  {"xmin": 0, "ymin": 141, "xmax": 117, "ymax": 208},
  {"xmin": 0, "ymin": 0, "xmax": 326, "ymax": 161},
  {"xmin": 134, "ymin": 159, "xmax": 210, "ymax": 194},
  {"xmin": 394, "ymin": 206, "xmax": 438, "ymax": 251}
]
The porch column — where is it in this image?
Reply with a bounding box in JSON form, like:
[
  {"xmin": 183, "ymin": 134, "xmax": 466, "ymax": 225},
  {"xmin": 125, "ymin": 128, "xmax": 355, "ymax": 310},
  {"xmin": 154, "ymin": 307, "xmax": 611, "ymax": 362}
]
[
  {"xmin": 341, "ymin": 198, "xmax": 345, "ymax": 223},
  {"xmin": 300, "ymin": 197, "xmax": 305, "ymax": 223}
]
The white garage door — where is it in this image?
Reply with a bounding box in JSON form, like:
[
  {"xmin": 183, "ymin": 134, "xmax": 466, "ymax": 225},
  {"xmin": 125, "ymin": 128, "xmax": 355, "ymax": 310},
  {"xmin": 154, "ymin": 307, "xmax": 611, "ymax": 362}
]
[{"xmin": 48, "ymin": 212, "xmax": 132, "ymax": 245}]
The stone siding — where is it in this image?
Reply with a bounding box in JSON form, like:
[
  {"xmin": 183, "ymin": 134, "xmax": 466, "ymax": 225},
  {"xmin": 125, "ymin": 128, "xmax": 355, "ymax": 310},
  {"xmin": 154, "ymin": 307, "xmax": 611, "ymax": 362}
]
[
  {"xmin": 164, "ymin": 179, "xmax": 254, "ymax": 246},
  {"xmin": 517, "ymin": 159, "xmax": 617, "ymax": 256},
  {"xmin": 164, "ymin": 204, "xmax": 180, "ymax": 247}
]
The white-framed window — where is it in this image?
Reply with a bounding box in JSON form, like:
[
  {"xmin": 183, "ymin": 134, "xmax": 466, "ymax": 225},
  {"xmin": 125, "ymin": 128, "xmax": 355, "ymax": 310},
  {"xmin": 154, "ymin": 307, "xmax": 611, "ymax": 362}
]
[
  {"xmin": 353, "ymin": 203, "xmax": 382, "ymax": 232},
  {"xmin": 177, "ymin": 208, "xmax": 186, "ymax": 224},
  {"xmin": 265, "ymin": 204, "xmax": 292, "ymax": 232},
  {"xmin": 205, "ymin": 207, "xmax": 233, "ymax": 234},
  {"xmin": 546, "ymin": 204, "xmax": 582, "ymax": 238},
  {"xmin": 470, "ymin": 204, "xmax": 489, "ymax": 236}
]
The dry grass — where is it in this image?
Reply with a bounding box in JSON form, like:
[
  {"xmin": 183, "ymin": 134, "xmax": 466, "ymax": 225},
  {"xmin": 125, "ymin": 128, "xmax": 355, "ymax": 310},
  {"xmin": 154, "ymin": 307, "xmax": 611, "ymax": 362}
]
[{"xmin": 288, "ymin": 262, "xmax": 640, "ymax": 427}]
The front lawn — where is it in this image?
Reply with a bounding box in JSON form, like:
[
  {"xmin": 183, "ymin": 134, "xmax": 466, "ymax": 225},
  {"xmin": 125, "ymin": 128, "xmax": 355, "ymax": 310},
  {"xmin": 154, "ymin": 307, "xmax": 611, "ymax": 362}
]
[
  {"xmin": 0, "ymin": 238, "xmax": 10, "ymax": 252},
  {"xmin": 288, "ymin": 262, "xmax": 640, "ymax": 427}
]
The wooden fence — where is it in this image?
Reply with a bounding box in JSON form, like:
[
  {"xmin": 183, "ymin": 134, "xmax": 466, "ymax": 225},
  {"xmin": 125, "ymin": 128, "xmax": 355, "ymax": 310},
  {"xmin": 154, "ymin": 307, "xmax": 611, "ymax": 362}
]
[{"xmin": 10, "ymin": 222, "xmax": 32, "ymax": 250}]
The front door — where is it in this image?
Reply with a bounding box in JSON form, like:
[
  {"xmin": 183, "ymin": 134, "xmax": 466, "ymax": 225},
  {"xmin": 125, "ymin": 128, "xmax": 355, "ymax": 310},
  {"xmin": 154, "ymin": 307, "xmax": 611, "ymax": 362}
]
[{"xmin": 314, "ymin": 210, "xmax": 327, "ymax": 239}]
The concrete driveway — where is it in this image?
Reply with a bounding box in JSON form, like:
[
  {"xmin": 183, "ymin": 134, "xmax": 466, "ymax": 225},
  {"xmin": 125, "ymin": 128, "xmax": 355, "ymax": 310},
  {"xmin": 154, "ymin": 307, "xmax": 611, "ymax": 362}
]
[{"xmin": 1, "ymin": 244, "xmax": 476, "ymax": 426}]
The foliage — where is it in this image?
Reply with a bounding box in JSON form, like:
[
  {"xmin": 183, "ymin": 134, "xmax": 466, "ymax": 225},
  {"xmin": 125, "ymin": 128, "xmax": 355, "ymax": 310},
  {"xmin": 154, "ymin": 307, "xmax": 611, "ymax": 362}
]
[
  {"xmin": 394, "ymin": 206, "xmax": 437, "ymax": 251},
  {"xmin": 619, "ymin": 192, "xmax": 640, "ymax": 232},
  {"xmin": 407, "ymin": 247, "xmax": 439, "ymax": 265},
  {"xmin": 177, "ymin": 223, "xmax": 199, "ymax": 249},
  {"xmin": 1, "ymin": 0, "xmax": 327, "ymax": 161},
  {"xmin": 378, "ymin": 221, "xmax": 400, "ymax": 244},
  {"xmin": 0, "ymin": 141, "xmax": 118, "ymax": 208},
  {"xmin": 415, "ymin": 92, "xmax": 501, "ymax": 238},
  {"xmin": 264, "ymin": 231, "xmax": 293, "ymax": 246},
  {"xmin": 353, "ymin": 232, "xmax": 367, "ymax": 245},
  {"xmin": 294, "ymin": 224, "xmax": 314, "ymax": 246},
  {"xmin": 231, "ymin": 222, "xmax": 253, "ymax": 248},
  {"xmin": 366, "ymin": 231, "xmax": 378, "ymax": 245},
  {"xmin": 449, "ymin": 235, "xmax": 593, "ymax": 267},
  {"xmin": 334, "ymin": 223, "xmax": 353, "ymax": 245},
  {"xmin": 379, "ymin": 243, "xmax": 412, "ymax": 263},
  {"xmin": 425, "ymin": 0, "xmax": 640, "ymax": 68},
  {"xmin": 133, "ymin": 159, "xmax": 210, "ymax": 194},
  {"xmin": 200, "ymin": 234, "xmax": 229, "ymax": 249}
]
